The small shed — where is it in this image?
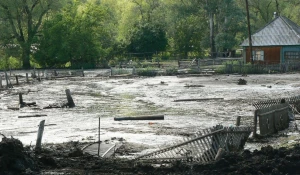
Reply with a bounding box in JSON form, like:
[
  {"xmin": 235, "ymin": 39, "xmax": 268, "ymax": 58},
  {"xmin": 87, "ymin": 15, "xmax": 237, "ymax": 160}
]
[{"xmin": 241, "ymin": 16, "xmax": 300, "ymax": 64}]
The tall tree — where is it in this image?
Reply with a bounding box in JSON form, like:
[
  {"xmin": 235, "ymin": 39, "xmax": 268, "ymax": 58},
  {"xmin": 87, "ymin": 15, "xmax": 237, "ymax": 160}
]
[
  {"xmin": 0, "ymin": 0, "xmax": 61, "ymax": 69},
  {"xmin": 35, "ymin": 0, "xmax": 111, "ymax": 68}
]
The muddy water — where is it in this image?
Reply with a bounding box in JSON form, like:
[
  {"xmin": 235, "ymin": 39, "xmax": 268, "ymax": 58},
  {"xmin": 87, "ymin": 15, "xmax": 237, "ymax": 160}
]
[{"xmin": 1, "ymin": 71, "xmax": 300, "ymax": 152}]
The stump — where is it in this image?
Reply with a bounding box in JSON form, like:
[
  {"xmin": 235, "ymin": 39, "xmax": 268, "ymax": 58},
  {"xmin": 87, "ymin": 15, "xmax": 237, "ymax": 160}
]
[{"xmin": 65, "ymin": 89, "xmax": 75, "ymax": 108}]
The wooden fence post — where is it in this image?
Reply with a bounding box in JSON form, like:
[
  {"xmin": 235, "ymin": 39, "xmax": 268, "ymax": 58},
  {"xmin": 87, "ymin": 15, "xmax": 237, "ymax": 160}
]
[
  {"xmin": 65, "ymin": 89, "xmax": 75, "ymax": 108},
  {"xmin": 26, "ymin": 73, "xmax": 29, "ymax": 83},
  {"xmin": 15, "ymin": 75, "xmax": 19, "ymax": 85},
  {"xmin": 197, "ymin": 58, "xmax": 201, "ymax": 73},
  {"xmin": 0, "ymin": 76, "xmax": 2, "ymax": 88},
  {"xmin": 132, "ymin": 66, "xmax": 136, "ymax": 75},
  {"xmin": 253, "ymin": 110, "xmax": 258, "ymax": 138},
  {"xmin": 36, "ymin": 120, "xmax": 45, "ymax": 150},
  {"xmin": 236, "ymin": 116, "xmax": 241, "ymax": 126},
  {"xmin": 215, "ymin": 148, "xmax": 224, "ymax": 161},
  {"xmin": 19, "ymin": 93, "xmax": 24, "ymax": 107},
  {"xmin": 4, "ymin": 71, "xmax": 12, "ymax": 89},
  {"xmin": 81, "ymin": 67, "xmax": 85, "ymax": 77},
  {"xmin": 98, "ymin": 117, "xmax": 100, "ymax": 156},
  {"xmin": 38, "ymin": 70, "xmax": 41, "ymax": 81}
]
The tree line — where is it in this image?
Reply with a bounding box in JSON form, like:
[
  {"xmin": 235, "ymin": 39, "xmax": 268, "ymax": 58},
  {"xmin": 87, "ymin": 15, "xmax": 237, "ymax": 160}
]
[{"xmin": 0, "ymin": 0, "xmax": 299, "ymax": 69}]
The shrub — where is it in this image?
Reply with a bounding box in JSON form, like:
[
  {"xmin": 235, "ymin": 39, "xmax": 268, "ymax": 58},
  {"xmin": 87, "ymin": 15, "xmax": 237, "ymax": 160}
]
[
  {"xmin": 137, "ymin": 68, "xmax": 158, "ymax": 77},
  {"xmin": 165, "ymin": 67, "xmax": 178, "ymax": 76}
]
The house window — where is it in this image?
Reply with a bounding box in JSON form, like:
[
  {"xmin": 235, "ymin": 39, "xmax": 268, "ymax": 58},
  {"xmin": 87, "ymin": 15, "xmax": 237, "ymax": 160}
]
[
  {"xmin": 252, "ymin": 50, "xmax": 264, "ymax": 61},
  {"xmin": 284, "ymin": 51, "xmax": 300, "ymax": 60}
]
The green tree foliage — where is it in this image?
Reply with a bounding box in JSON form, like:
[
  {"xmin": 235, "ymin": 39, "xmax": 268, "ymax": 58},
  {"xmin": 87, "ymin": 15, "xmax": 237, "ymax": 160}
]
[
  {"xmin": 126, "ymin": 23, "xmax": 167, "ymax": 58},
  {"xmin": 0, "ymin": 0, "xmax": 61, "ymax": 69},
  {"xmin": 34, "ymin": 0, "xmax": 112, "ymax": 68},
  {"xmin": 1, "ymin": 0, "xmax": 300, "ymax": 67}
]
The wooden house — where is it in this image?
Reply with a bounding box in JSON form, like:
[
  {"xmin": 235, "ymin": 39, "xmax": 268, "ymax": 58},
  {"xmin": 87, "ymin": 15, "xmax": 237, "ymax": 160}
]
[{"xmin": 241, "ymin": 16, "xmax": 300, "ymax": 64}]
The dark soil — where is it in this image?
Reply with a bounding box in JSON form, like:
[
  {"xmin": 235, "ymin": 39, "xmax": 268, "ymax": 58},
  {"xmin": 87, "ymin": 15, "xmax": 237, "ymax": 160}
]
[{"xmin": 2, "ymin": 137, "xmax": 300, "ymax": 175}]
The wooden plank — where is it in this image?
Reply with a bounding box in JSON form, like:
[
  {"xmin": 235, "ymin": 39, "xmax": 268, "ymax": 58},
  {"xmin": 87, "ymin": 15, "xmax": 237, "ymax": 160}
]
[
  {"xmin": 174, "ymin": 98, "xmax": 224, "ymax": 102},
  {"xmin": 114, "ymin": 115, "xmax": 164, "ymax": 121},
  {"xmin": 18, "ymin": 114, "xmax": 47, "ymax": 118}
]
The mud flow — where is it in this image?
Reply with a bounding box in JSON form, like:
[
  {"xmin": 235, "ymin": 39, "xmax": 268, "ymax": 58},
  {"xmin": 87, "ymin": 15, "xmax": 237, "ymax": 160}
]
[{"xmin": 1, "ymin": 71, "xmax": 300, "ymax": 174}]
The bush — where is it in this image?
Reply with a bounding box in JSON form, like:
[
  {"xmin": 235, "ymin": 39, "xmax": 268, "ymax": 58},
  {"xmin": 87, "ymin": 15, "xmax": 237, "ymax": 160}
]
[
  {"xmin": 165, "ymin": 67, "xmax": 178, "ymax": 76},
  {"xmin": 137, "ymin": 68, "xmax": 158, "ymax": 77},
  {"xmin": 0, "ymin": 56, "xmax": 22, "ymax": 70}
]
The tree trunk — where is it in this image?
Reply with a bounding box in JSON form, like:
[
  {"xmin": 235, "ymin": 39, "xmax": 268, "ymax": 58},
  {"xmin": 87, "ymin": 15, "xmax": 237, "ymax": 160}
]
[
  {"xmin": 21, "ymin": 44, "xmax": 31, "ymax": 69},
  {"xmin": 209, "ymin": 12, "xmax": 216, "ymax": 58}
]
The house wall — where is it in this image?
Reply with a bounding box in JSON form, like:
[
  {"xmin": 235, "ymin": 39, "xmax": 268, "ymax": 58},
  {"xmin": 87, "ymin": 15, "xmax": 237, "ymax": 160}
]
[
  {"xmin": 281, "ymin": 46, "xmax": 300, "ymax": 63},
  {"xmin": 244, "ymin": 46, "xmax": 281, "ymax": 64}
]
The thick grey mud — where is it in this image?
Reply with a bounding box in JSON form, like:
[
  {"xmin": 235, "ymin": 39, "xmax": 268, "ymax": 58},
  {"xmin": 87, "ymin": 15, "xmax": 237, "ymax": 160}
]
[{"xmin": 1, "ymin": 71, "xmax": 300, "ymax": 153}]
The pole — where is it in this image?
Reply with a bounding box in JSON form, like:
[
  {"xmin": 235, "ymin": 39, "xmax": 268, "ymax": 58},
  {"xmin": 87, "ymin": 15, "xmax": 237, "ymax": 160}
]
[
  {"xmin": 5, "ymin": 71, "xmax": 9, "ymax": 89},
  {"xmin": 253, "ymin": 110, "xmax": 258, "ymax": 138},
  {"xmin": 15, "ymin": 76, "xmax": 19, "ymax": 85},
  {"xmin": 98, "ymin": 117, "xmax": 100, "ymax": 156},
  {"xmin": 236, "ymin": 116, "xmax": 241, "ymax": 126},
  {"xmin": 26, "ymin": 73, "xmax": 29, "ymax": 83},
  {"xmin": 65, "ymin": 89, "xmax": 75, "ymax": 107},
  {"xmin": 36, "ymin": 120, "xmax": 45, "ymax": 150},
  {"xmin": 246, "ymin": 0, "xmax": 253, "ymax": 64}
]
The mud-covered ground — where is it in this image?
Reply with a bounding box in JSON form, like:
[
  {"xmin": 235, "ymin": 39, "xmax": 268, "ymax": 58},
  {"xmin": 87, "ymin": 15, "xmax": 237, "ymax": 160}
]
[
  {"xmin": 2, "ymin": 137, "xmax": 300, "ymax": 175},
  {"xmin": 1, "ymin": 71, "xmax": 300, "ymax": 174}
]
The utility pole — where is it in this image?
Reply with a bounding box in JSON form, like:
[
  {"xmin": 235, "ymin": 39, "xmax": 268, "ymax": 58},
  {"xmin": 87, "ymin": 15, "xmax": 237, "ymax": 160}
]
[{"xmin": 245, "ymin": 0, "xmax": 253, "ymax": 64}]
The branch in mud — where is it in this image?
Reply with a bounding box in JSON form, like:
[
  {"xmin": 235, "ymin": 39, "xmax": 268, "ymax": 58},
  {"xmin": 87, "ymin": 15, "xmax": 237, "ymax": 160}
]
[{"xmin": 0, "ymin": 133, "xmax": 6, "ymax": 138}]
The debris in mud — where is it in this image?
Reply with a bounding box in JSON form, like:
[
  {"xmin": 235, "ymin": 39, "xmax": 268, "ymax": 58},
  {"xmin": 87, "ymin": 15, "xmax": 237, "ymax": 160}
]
[
  {"xmin": 238, "ymin": 78, "xmax": 247, "ymax": 85},
  {"xmin": 184, "ymin": 84, "xmax": 205, "ymax": 87}
]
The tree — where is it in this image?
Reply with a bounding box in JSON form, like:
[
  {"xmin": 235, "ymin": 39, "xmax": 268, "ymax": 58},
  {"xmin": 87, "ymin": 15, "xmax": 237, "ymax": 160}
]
[
  {"xmin": 126, "ymin": 23, "xmax": 167, "ymax": 58},
  {"xmin": 34, "ymin": 0, "xmax": 112, "ymax": 68},
  {"xmin": 0, "ymin": 0, "xmax": 61, "ymax": 69}
]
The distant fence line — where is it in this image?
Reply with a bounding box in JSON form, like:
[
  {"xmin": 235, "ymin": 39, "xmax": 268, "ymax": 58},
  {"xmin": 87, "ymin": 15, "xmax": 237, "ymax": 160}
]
[{"xmin": 111, "ymin": 58, "xmax": 300, "ymax": 75}]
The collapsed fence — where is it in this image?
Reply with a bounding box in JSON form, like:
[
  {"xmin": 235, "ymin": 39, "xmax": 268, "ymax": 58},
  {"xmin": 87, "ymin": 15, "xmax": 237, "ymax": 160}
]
[
  {"xmin": 252, "ymin": 95, "xmax": 300, "ymax": 137},
  {"xmin": 135, "ymin": 125, "xmax": 252, "ymax": 163}
]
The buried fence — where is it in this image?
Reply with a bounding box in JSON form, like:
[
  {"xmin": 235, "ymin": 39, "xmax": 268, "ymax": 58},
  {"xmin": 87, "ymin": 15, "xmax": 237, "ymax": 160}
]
[
  {"xmin": 252, "ymin": 95, "xmax": 300, "ymax": 137},
  {"xmin": 253, "ymin": 103, "xmax": 290, "ymax": 136},
  {"xmin": 252, "ymin": 95, "xmax": 300, "ymax": 112},
  {"xmin": 135, "ymin": 125, "xmax": 252, "ymax": 163}
]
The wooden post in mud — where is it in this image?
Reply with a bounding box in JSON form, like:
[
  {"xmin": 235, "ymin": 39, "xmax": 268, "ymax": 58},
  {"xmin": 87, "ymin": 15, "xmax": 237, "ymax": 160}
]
[
  {"xmin": 253, "ymin": 110, "xmax": 258, "ymax": 138},
  {"xmin": 98, "ymin": 117, "xmax": 100, "ymax": 156},
  {"xmin": 54, "ymin": 70, "xmax": 58, "ymax": 76},
  {"xmin": 38, "ymin": 70, "xmax": 41, "ymax": 81},
  {"xmin": 15, "ymin": 75, "xmax": 19, "ymax": 85},
  {"xmin": 215, "ymin": 148, "xmax": 224, "ymax": 161},
  {"xmin": 26, "ymin": 73, "xmax": 29, "ymax": 83},
  {"xmin": 81, "ymin": 67, "xmax": 85, "ymax": 77},
  {"xmin": 5, "ymin": 71, "xmax": 12, "ymax": 89},
  {"xmin": 197, "ymin": 58, "xmax": 201, "ymax": 73},
  {"xmin": 36, "ymin": 120, "xmax": 45, "ymax": 150},
  {"xmin": 236, "ymin": 116, "xmax": 241, "ymax": 126},
  {"xmin": 65, "ymin": 89, "xmax": 75, "ymax": 107},
  {"xmin": 19, "ymin": 93, "xmax": 24, "ymax": 107},
  {"xmin": 33, "ymin": 67, "xmax": 36, "ymax": 78},
  {"xmin": 5, "ymin": 71, "xmax": 8, "ymax": 89},
  {"xmin": 132, "ymin": 66, "xmax": 136, "ymax": 75},
  {"xmin": 0, "ymin": 76, "xmax": 2, "ymax": 88}
]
